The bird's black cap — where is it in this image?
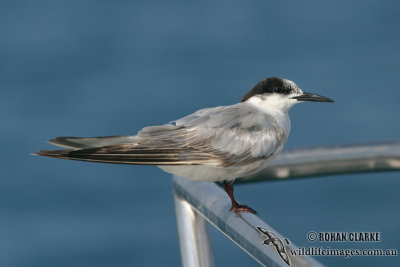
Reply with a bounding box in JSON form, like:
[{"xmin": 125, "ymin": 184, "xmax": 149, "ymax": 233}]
[{"xmin": 241, "ymin": 77, "xmax": 294, "ymax": 102}]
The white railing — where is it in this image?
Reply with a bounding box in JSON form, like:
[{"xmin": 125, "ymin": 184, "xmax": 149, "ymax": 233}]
[{"xmin": 172, "ymin": 141, "xmax": 400, "ymax": 267}]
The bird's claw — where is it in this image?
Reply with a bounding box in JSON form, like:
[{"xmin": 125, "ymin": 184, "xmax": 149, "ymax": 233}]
[{"xmin": 230, "ymin": 203, "xmax": 257, "ymax": 214}]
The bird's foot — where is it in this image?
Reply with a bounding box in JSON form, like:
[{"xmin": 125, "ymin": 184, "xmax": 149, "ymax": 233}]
[
  {"xmin": 230, "ymin": 203, "xmax": 257, "ymax": 214},
  {"xmin": 222, "ymin": 180, "xmax": 258, "ymax": 214}
]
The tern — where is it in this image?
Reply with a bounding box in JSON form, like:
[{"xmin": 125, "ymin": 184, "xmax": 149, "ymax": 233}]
[{"xmin": 35, "ymin": 77, "xmax": 334, "ymax": 214}]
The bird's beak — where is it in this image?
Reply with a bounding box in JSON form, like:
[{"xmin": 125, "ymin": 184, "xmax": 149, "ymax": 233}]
[{"xmin": 292, "ymin": 92, "xmax": 334, "ymax": 102}]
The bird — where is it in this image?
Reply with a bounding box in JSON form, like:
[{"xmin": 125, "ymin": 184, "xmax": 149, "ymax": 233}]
[{"xmin": 34, "ymin": 77, "xmax": 334, "ymax": 214}]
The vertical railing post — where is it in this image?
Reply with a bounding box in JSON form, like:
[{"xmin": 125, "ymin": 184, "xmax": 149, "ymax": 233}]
[{"xmin": 173, "ymin": 193, "xmax": 215, "ymax": 267}]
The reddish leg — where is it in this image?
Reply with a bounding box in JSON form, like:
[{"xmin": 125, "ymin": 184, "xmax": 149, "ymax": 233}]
[{"xmin": 222, "ymin": 181, "xmax": 257, "ymax": 214}]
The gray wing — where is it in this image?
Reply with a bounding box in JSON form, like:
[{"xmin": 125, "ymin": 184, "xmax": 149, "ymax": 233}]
[
  {"xmin": 36, "ymin": 103, "xmax": 286, "ymax": 166},
  {"xmin": 173, "ymin": 103, "xmax": 287, "ymax": 161}
]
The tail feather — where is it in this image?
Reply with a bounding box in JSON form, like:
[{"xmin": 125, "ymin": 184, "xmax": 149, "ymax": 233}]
[
  {"xmin": 34, "ymin": 124, "xmax": 223, "ymax": 166},
  {"xmin": 34, "ymin": 145, "xmax": 218, "ymax": 165},
  {"xmin": 48, "ymin": 136, "xmax": 139, "ymax": 149}
]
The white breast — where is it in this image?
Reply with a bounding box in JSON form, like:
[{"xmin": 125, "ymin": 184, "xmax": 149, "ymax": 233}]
[{"xmin": 246, "ymin": 95, "xmax": 292, "ymax": 138}]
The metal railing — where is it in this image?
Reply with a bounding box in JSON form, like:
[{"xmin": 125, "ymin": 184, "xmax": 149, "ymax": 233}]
[{"xmin": 172, "ymin": 141, "xmax": 400, "ymax": 267}]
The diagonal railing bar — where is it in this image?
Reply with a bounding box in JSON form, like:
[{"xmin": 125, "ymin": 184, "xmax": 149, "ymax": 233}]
[{"xmin": 173, "ymin": 176, "xmax": 324, "ymax": 267}]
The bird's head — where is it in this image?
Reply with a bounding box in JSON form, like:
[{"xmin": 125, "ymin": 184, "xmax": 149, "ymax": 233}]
[{"xmin": 241, "ymin": 77, "xmax": 334, "ymax": 112}]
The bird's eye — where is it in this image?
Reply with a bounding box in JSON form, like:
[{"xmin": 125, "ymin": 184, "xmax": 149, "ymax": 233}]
[{"xmin": 274, "ymin": 88, "xmax": 282, "ymax": 93}]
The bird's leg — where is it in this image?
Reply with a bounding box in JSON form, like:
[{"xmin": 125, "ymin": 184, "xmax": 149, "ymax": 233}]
[{"xmin": 222, "ymin": 180, "xmax": 257, "ymax": 214}]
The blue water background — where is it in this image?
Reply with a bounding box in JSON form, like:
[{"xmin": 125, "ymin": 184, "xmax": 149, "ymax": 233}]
[{"xmin": 1, "ymin": 1, "xmax": 399, "ymax": 266}]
